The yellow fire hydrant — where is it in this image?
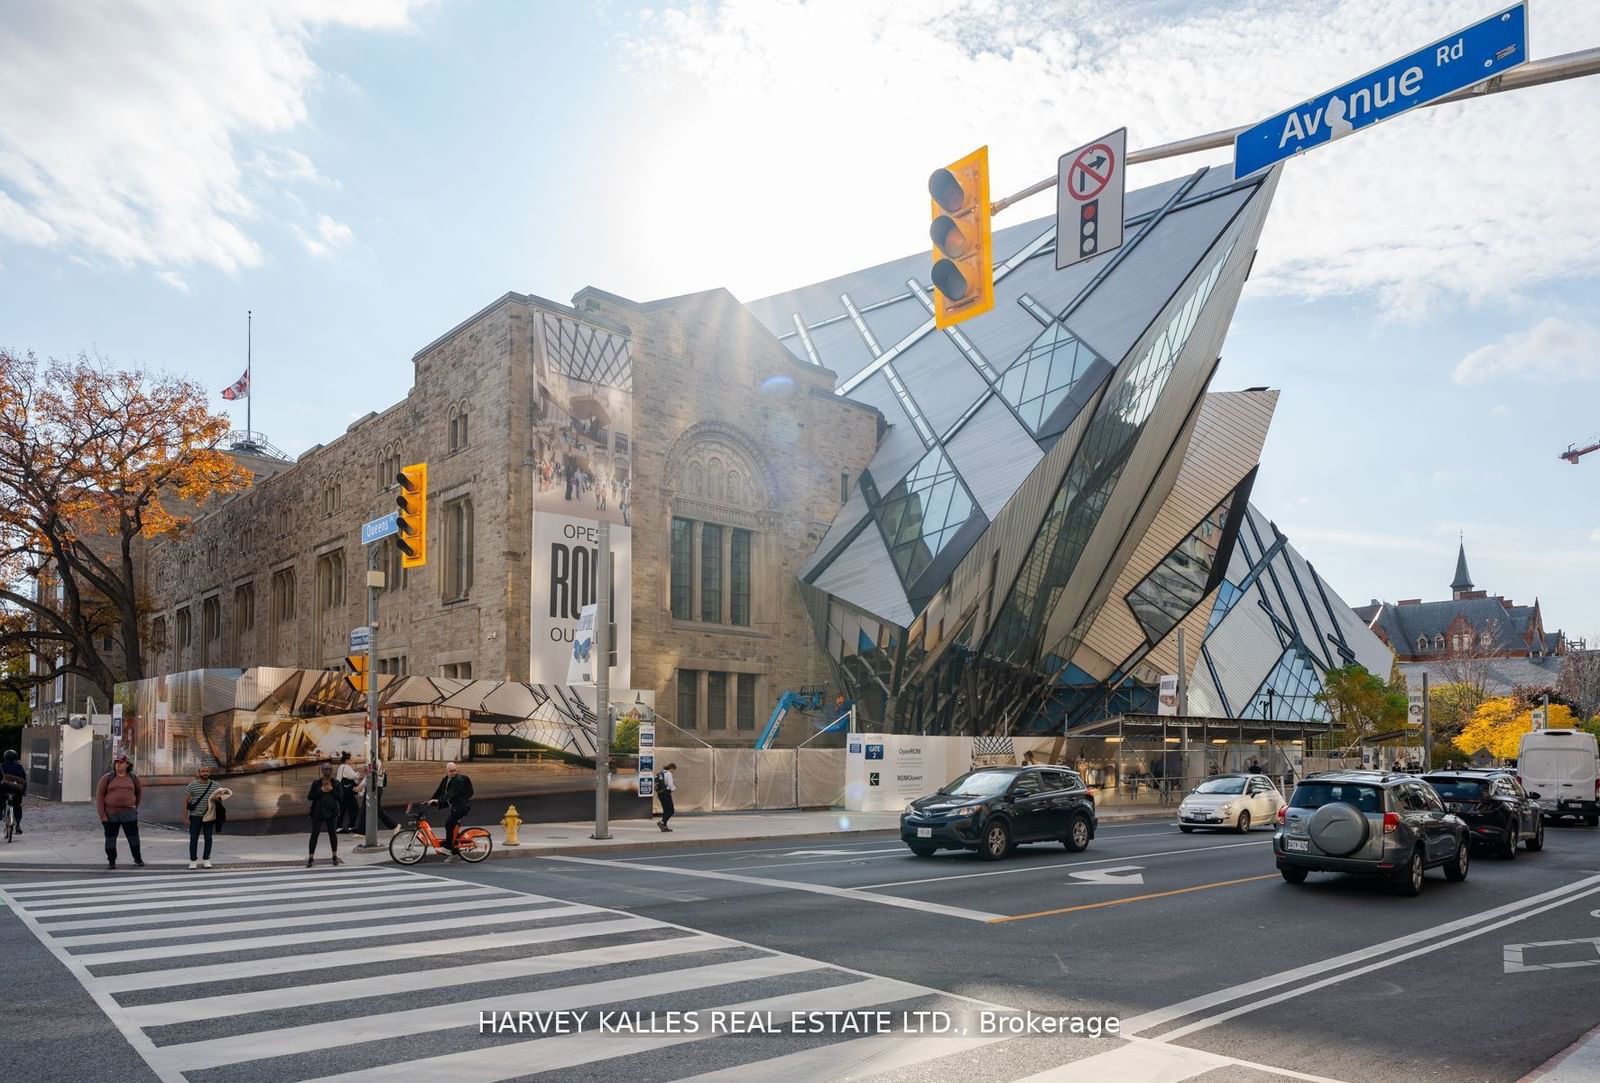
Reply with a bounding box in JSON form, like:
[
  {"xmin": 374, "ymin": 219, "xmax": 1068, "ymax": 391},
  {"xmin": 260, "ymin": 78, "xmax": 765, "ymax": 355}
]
[{"xmin": 501, "ymin": 804, "xmax": 523, "ymax": 847}]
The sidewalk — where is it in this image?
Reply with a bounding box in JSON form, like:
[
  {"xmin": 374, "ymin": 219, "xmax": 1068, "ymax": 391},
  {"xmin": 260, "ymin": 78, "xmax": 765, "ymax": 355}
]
[{"xmin": 0, "ymin": 796, "xmax": 1172, "ymax": 872}]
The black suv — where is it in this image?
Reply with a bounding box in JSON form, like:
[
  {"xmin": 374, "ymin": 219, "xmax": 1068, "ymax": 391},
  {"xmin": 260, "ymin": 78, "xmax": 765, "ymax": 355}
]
[
  {"xmin": 1274, "ymin": 770, "xmax": 1471, "ymax": 895},
  {"xmin": 1421, "ymin": 770, "xmax": 1545, "ymax": 858},
  {"xmin": 901, "ymin": 765, "xmax": 1096, "ymax": 860}
]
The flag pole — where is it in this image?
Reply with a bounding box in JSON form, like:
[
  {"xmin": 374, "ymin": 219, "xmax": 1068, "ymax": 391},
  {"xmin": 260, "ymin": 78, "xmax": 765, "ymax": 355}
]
[{"xmin": 246, "ymin": 309, "xmax": 252, "ymax": 438}]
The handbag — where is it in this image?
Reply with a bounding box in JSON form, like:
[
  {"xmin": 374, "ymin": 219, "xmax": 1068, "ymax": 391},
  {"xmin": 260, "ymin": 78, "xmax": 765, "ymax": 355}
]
[{"xmin": 213, "ymin": 794, "xmax": 227, "ymax": 831}]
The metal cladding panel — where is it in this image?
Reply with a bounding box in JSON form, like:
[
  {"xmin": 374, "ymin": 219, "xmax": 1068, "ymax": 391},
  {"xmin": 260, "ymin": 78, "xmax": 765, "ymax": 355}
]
[
  {"xmin": 862, "ymin": 417, "xmax": 927, "ymax": 495},
  {"xmin": 945, "ymin": 394, "xmax": 1044, "ymax": 521},
  {"xmin": 862, "ymin": 295, "xmax": 930, "ymax": 351},
  {"xmin": 1065, "ymin": 187, "xmax": 1253, "ymax": 363},
  {"xmin": 970, "ymin": 232, "xmax": 1103, "ymax": 376},
  {"xmin": 893, "ymin": 333, "xmax": 989, "ymax": 434},
  {"xmin": 1244, "ymin": 508, "xmax": 1336, "ymax": 671},
  {"xmin": 1274, "ymin": 535, "xmax": 1344, "ymax": 670},
  {"xmin": 801, "ymin": 483, "xmax": 870, "ymax": 579},
  {"xmin": 804, "ymin": 317, "xmax": 877, "ymax": 382},
  {"xmin": 1291, "ymin": 546, "xmax": 1396, "ymax": 677},
  {"xmin": 811, "ymin": 527, "xmax": 915, "ymax": 628},
  {"xmin": 1205, "ymin": 577, "xmax": 1285, "ymax": 715}
]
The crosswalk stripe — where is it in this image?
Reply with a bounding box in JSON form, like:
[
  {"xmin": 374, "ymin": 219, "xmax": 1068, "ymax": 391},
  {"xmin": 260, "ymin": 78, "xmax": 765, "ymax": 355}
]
[
  {"xmin": 33, "ymin": 885, "xmax": 512, "ymax": 931},
  {"xmin": 149, "ymin": 954, "xmax": 832, "ymax": 1073},
  {"xmin": 6, "ymin": 867, "xmax": 399, "ymax": 899},
  {"xmin": 20, "ymin": 872, "xmax": 410, "ymax": 909},
  {"xmin": 52, "ymin": 891, "xmax": 524, "ymax": 947},
  {"xmin": 681, "ymin": 1032, "xmax": 1010, "ymax": 1081},
  {"xmin": 123, "ymin": 932, "xmax": 734, "ymax": 1027},
  {"xmin": 2, "ymin": 865, "xmax": 395, "ymax": 892},
  {"xmin": 25, "ymin": 876, "xmax": 456, "ymax": 917},
  {"xmin": 297, "ymin": 975, "xmax": 928, "ymax": 1083},
  {"xmin": 90, "ymin": 915, "xmax": 658, "ymax": 993}
]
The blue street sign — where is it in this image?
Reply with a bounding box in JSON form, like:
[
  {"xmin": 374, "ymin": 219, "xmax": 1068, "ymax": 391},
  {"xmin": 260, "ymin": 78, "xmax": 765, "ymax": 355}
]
[
  {"xmin": 1234, "ymin": 4, "xmax": 1528, "ymax": 179},
  {"xmin": 361, "ymin": 512, "xmax": 399, "ymax": 546}
]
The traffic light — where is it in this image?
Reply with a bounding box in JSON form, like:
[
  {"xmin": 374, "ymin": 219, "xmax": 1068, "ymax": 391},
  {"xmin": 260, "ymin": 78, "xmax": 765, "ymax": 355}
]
[
  {"xmin": 395, "ymin": 462, "xmax": 427, "ymax": 569},
  {"xmin": 928, "ymin": 145, "xmax": 994, "ymax": 329},
  {"xmin": 344, "ymin": 655, "xmax": 368, "ymax": 695}
]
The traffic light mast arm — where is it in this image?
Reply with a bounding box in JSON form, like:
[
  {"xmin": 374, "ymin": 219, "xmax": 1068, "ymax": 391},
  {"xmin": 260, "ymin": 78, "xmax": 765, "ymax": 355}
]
[{"xmin": 988, "ymin": 46, "xmax": 1600, "ymax": 216}]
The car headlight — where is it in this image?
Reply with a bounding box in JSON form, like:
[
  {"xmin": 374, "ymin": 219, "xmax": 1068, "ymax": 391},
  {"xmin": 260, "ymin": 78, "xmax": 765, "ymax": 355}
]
[
  {"xmin": 954, "ymin": 805, "xmax": 981, "ymax": 817},
  {"xmin": 1218, "ymin": 803, "xmax": 1233, "ymax": 815},
  {"xmin": 904, "ymin": 802, "xmax": 916, "ymax": 815}
]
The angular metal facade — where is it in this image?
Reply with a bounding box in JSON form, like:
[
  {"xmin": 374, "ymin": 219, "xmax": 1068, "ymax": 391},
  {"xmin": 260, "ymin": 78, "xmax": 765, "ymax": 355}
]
[{"xmin": 751, "ymin": 164, "xmax": 1391, "ymax": 735}]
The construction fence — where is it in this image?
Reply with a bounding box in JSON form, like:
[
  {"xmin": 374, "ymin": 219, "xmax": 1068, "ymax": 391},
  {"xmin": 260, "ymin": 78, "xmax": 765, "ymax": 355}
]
[{"xmin": 655, "ymin": 748, "xmax": 845, "ymax": 812}]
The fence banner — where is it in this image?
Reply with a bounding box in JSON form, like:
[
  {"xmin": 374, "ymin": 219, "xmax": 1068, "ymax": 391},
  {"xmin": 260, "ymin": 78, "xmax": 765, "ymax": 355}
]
[{"xmin": 754, "ymin": 750, "xmax": 796, "ymax": 809}]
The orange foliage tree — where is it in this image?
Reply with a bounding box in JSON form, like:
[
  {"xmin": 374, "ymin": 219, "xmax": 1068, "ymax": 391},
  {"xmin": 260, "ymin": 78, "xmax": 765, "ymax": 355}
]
[
  {"xmin": 1452, "ymin": 696, "xmax": 1578, "ymax": 762},
  {"xmin": 0, "ymin": 349, "xmax": 249, "ymax": 702}
]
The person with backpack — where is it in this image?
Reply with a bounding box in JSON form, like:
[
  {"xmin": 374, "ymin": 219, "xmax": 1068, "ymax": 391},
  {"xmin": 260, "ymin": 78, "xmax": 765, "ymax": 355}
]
[
  {"xmin": 96, "ymin": 752, "xmax": 144, "ymax": 868},
  {"xmin": 306, "ymin": 763, "xmax": 344, "ymax": 867},
  {"xmin": 183, "ymin": 764, "xmax": 233, "ymax": 870},
  {"xmin": 656, "ymin": 763, "xmax": 677, "ymax": 832},
  {"xmin": 1, "ymin": 749, "xmax": 25, "ymax": 833},
  {"xmin": 335, "ymin": 751, "xmax": 360, "ymax": 833}
]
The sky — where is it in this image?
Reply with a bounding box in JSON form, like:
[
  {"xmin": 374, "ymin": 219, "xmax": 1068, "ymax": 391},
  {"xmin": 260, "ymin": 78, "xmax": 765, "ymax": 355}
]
[{"xmin": 0, "ymin": 0, "xmax": 1596, "ymax": 639}]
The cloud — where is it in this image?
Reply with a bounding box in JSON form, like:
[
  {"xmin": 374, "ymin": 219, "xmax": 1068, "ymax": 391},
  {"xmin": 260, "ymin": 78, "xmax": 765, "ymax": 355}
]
[
  {"xmin": 1278, "ymin": 526, "xmax": 1447, "ymax": 556},
  {"xmin": 0, "ymin": 2, "xmax": 423, "ymax": 274},
  {"xmin": 300, "ymin": 213, "xmax": 354, "ymax": 258},
  {"xmin": 1590, "ymin": 528, "xmax": 1600, "ymax": 543},
  {"xmin": 610, "ymin": 0, "xmax": 1600, "ymax": 313},
  {"xmin": 1490, "ymin": 404, "xmax": 1512, "ymax": 416},
  {"xmin": 155, "ymin": 270, "xmax": 189, "ymax": 293},
  {"xmin": 1453, "ymin": 316, "xmax": 1600, "ymax": 383}
]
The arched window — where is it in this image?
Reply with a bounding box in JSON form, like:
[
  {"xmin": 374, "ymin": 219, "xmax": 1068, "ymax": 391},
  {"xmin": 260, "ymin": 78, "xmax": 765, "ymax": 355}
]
[
  {"xmin": 1479, "ymin": 632, "xmax": 1492, "ymax": 648},
  {"xmin": 666, "ymin": 429, "xmax": 770, "ymax": 628},
  {"xmin": 1433, "ymin": 634, "xmax": 1445, "ymax": 651},
  {"xmin": 1417, "ymin": 636, "xmax": 1427, "ymax": 652}
]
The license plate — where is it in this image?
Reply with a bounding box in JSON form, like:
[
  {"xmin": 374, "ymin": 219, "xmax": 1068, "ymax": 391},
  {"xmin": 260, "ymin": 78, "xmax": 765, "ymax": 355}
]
[
  {"xmin": 916, "ymin": 827, "xmax": 932, "ymax": 838},
  {"xmin": 1285, "ymin": 839, "xmax": 1309, "ymax": 852}
]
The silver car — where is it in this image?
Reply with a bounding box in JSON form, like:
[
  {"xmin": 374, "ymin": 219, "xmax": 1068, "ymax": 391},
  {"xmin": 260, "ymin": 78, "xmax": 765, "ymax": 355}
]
[{"xmin": 1178, "ymin": 773, "xmax": 1285, "ymax": 833}]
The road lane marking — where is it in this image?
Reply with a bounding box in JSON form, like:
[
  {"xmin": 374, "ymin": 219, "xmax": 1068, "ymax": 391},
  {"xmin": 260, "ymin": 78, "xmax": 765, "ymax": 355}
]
[
  {"xmin": 990, "ymin": 874, "xmax": 1278, "ymax": 923},
  {"xmin": 1503, "ymin": 936, "xmax": 1600, "ymax": 973},
  {"xmin": 1122, "ymin": 872, "xmax": 1600, "ymax": 1037},
  {"xmin": 858, "ymin": 840, "xmax": 1268, "ymax": 890},
  {"xmin": 538, "ymin": 854, "xmax": 1003, "ymax": 922},
  {"xmin": 1015, "ymin": 1033, "xmax": 1352, "ymax": 1083},
  {"xmin": 707, "ymin": 850, "xmax": 912, "ymax": 872},
  {"xmin": 1066, "ymin": 866, "xmax": 1144, "ymax": 885}
]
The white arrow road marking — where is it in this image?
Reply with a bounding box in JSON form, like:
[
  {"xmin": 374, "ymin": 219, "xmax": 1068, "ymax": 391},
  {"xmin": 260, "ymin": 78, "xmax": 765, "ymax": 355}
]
[{"xmin": 1066, "ymin": 865, "xmax": 1144, "ymax": 885}]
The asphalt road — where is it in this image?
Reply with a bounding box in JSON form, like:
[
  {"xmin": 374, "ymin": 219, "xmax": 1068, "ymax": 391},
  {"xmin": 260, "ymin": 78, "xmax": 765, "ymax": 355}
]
[{"xmin": 4, "ymin": 816, "xmax": 1599, "ymax": 1081}]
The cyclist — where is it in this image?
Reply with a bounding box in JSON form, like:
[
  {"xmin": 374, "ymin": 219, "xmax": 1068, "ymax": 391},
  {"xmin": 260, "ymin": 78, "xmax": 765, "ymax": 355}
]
[
  {"xmin": 426, "ymin": 761, "xmax": 474, "ymax": 858},
  {"xmin": 1, "ymin": 749, "xmax": 25, "ymax": 834}
]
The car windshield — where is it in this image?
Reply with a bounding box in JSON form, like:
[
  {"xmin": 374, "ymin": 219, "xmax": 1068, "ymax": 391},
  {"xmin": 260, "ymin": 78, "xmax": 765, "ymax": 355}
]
[
  {"xmin": 1290, "ymin": 781, "xmax": 1384, "ymax": 814},
  {"xmin": 940, "ymin": 771, "xmax": 1017, "ymax": 797},
  {"xmin": 1425, "ymin": 778, "xmax": 1490, "ymax": 800},
  {"xmin": 1193, "ymin": 777, "xmax": 1246, "ymax": 795}
]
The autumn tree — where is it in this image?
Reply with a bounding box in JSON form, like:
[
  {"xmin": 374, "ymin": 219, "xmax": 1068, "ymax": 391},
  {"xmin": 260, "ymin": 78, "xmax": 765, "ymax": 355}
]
[
  {"xmin": 1315, "ymin": 664, "xmax": 1407, "ymax": 742},
  {"xmin": 1427, "ymin": 680, "xmax": 1486, "ymax": 741},
  {"xmin": 1559, "ymin": 646, "xmax": 1600, "ymax": 720},
  {"xmin": 1453, "ymin": 697, "xmax": 1578, "ymax": 762},
  {"xmin": 0, "ymin": 350, "xmax": 248, "ymax": 704}
]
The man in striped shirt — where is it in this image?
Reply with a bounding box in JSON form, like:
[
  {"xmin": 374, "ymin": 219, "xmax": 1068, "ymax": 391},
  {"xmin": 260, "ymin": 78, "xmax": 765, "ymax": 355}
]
[{"xmin": 184, "ymin": 764, "xmax": 232, "ymax": 869}]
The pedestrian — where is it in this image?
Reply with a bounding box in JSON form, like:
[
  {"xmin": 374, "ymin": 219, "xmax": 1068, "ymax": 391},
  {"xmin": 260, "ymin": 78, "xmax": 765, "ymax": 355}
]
[
  {"xmin": 1, "ymin": 748, "xmax": 25, "ymax": 834},
  {"xmin": 183, "ymin": 764, "xmax": 232, "ymax": 870},
  {"xmin": 427, "ymin": 762, "xmax": 475, "ymax": 857},
  {"xmin": 1022, "ymin": 751, "xmax": 1035, "ymax": 766},
  {"xmin": 96, "ymin": 752, "xmax": 144, "ymax": 869},
  {"xmin": 354, "ymin": 762, "xmax": 396, "ymax": 834},
  {"xmin": 1247, "ymin": 758, "xmax": 1262, "ymax": 775},
  {"xmin": 657, "ymin": 762, "xmax": 677, "ymax": 832},
  {"xmin": 306, "ymin": 763, "xmax": 343, "ymax": 867},
  {"xmin": 335, "ymin": 751, "xmax": 360, "ymax": 833},
  {"xmin": 1208, "ymin": 762, "xmax": 1219, "ymax": 776}
]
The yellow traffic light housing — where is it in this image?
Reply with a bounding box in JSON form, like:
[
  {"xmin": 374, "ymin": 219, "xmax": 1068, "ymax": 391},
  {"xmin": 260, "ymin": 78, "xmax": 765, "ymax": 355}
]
[
  {"xmin": 395, "ymin": 462, "xmax": 427, "ymax": 569},
  {"xmin": 344, "ymin": 654, "xmax": 368, "ymax": 695},
  {"xmin": 929, "ymin": 145, "xmax": 994, "ymax": 329}
]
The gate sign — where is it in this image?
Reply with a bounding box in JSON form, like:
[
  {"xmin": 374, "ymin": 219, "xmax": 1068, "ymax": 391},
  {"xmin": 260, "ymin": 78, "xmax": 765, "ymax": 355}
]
[
  {"xmin": 1233, "ymin": 3, "xmax": 1528, "ymax": 179},
  {"xmin": 1057, "ymin": 127, "xmax": 1126, "ymax": 270}
]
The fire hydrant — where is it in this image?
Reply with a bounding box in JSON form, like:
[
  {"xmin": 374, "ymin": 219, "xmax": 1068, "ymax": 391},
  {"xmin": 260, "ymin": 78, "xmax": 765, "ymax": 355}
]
[{"xmin": 501, "ymin": 804, "xmax": 523, "ymax": 847}]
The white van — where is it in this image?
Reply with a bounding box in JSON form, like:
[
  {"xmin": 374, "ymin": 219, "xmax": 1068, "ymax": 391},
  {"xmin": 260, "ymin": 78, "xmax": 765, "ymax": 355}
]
[{"xmin": 1518, "ymin": 729, "xmax": 1600, "ymax": 826}]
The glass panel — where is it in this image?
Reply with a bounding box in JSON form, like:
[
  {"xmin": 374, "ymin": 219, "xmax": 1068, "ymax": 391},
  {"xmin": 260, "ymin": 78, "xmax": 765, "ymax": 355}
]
[
  {"xmin": 677, "ymin": 669, "xmax": 699, "ymax": 728},
  {"xmin": 1240, "ymin": 645, "xmax": 1329, "ymax": 723},
  {"xmin": 996, "ymin": 323, "xmax": 1101, "ymax": 436},
  {"xmin": 701, "ymin": 524, "xmax": 723, "ymax": 622},
  {"xmin": 730, "ymin": 529, "xmax": 752, "ymax": 626},
  {"xmin": 1125, "ymin": 495, "xmax": 1234, "ymax": 643},
  {"xmin": 707, "ymin": 672, "xmax": 727, "ymax": 730},
  {"xmin": 736, "ymin": 673, "xmax": 756, "ymax": 730},
  {"xmin": 873, "ymin": 447, "xmax": 976, "ymax": 588},
  {"xmin": 670, "ymin": 518, "xmax": 693, "ymax": 620}
]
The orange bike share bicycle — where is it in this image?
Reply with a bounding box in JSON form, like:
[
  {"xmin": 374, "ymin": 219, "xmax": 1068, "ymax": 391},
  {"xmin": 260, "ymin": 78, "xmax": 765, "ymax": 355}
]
[{"xmin": 388, "ymin": 802, "xmax": 492, "ymax": 864}]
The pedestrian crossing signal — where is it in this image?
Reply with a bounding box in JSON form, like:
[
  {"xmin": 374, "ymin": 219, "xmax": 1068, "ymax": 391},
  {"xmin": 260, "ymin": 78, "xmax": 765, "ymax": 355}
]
[
  {"xmin": 344, "ymin": 655, "xmax": 368, "ymax": 695},
  {"xmin": 395, "ymin": 463, "xmax": 427, "ymax": 569},
  {"xmin": 928, "ymin": 146, "xmax": 994, "ymax": 329}
]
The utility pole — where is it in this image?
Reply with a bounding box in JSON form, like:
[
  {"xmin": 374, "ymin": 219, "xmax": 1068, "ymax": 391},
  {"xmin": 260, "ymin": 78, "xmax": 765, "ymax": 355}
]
[
  {"xmin": 1422, "ymin": 671, "xmax": 1432, "ymax": 772},
  {"xmin": 362, "ymin": 548, "xmax": 383, "ymax": 850},
  {"xmin": 591, "ymin": 521, "xmax": 613, "ymax": 840}
]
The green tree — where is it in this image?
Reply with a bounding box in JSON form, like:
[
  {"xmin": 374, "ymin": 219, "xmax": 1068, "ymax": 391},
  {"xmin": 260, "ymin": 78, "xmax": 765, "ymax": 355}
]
[
  {"xmin": 612, "ymin": 714, "xmax": 640, "ymax": 756},
  {"xmin": 1428, "ymin": 681, "xmax": 1486, "ymax": 741},
  {"xmin": 1315, "ymin": 664, "xmax": 1407, "ymax": 742}
]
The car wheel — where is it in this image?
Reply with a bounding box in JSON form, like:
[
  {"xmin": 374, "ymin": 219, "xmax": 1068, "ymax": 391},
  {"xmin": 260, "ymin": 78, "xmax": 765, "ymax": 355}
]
[
  {"xmin": 908, "ymin": 844, "xmax": 937, "ymax": 858},
  {"xmin": 1235, "ymin": 811, "xmax": 1252, "ymax": 834},
  {"xmin": 1179, "ymin": 825, "xmax": 1195, "ymax": 834},
  {"xmin": 1500, "ymin": 824, "xmax": 1519, "ymax": 860},
  {"xmin": 1394, "ymin": 849, "xmax": 1425, "ymax": 896},
  {"xmin": 1063, "ymin": 815, "xmax": 1091, "ymax": 853},
  {"xmin": 1280, "ymin": 866, "xmax": 1308, "ymax": 885},
  {"xmin": 980, "ymin": 819, "xmax": 1011, "ymax": 861},
  {"xmin": 1445, "ymin": 839, "xmax": 1470, "ymax": 882},
  {"xmin": 1526, "ymin": 820, "xmax": 1544, "ymax": 852}
]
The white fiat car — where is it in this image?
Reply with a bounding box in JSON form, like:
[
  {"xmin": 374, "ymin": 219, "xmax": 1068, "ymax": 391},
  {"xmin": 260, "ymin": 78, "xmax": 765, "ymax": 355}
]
[{"xmin": 1178, "ymin": 773, "xmax": 1285, "ymax": 833}]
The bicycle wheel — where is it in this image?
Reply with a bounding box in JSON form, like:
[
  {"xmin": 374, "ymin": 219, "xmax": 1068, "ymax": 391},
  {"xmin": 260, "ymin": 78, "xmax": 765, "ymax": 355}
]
[
  {"xmin": 388, "ymin": 828, "xmax": 428, "ymax": 865},
  {"xmin": 456, "ymin": 828, "xmax": 492, "ymax": 863}
]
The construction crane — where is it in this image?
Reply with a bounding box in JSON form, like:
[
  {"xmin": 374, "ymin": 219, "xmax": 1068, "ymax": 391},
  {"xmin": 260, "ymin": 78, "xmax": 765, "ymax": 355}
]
[{"xmin": 1561, "ymin": 430, "xmax": 1600, "ymax": 464}]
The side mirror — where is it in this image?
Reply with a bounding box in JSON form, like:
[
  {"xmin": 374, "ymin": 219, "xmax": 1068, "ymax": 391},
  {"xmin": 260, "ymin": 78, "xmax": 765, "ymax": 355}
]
[{"xmin": 1528, "ymin": 791, "xmax": 1541, "ymax": 800}]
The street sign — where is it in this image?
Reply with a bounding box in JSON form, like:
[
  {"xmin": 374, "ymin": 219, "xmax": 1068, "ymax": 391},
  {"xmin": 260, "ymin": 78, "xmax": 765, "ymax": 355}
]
[
  {"xmin": 1057, "ymin": 127, "xmax": 1126, "ymax": 270},
  {"xmin": 1233, "ymin": 3, "xmax": 1528, "ymax": 179},
  {"xmin": 361, "ymin": 512, "xmax": 399, "ymax": 546},
  {"xmin": 1531, "ymin": 707, "xmax": 1547, "ymax": 730},
  {"xmin": 350, "ymin": 626, "xmax": 372, "ymax": 651}
]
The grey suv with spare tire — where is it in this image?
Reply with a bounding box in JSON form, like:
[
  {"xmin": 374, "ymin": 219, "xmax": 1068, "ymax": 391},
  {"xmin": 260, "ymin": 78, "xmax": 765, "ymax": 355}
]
[{"xmin": 1274, "ymin": 771, "xmax": 1471, "ymax": 896}]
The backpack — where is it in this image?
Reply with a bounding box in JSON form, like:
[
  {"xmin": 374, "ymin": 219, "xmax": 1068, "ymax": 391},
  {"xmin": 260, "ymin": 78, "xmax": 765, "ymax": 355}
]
[{"xmin": 654, "ymin": 772, "xmax": 667, "ymax": 791}]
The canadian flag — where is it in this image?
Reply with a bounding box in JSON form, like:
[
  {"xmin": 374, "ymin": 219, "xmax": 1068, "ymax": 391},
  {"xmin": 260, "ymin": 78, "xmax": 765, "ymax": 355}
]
[{"xmin": 221, "ymin": 369, "xmax": 249, "ymax": 400}]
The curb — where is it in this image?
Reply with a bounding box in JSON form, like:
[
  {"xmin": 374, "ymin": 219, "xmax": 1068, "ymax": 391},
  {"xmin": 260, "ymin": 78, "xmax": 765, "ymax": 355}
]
[{"xmin": 0, "ymin": 810, "xmax": 1178, "ymax": 874}]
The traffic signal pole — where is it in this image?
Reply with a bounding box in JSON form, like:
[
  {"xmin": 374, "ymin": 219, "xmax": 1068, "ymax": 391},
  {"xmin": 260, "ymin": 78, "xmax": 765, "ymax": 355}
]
[
  {"xmin": 363, "ymin": 545, "xmax": 382, "ymax": 850},
  {"xmin": 989, "ymin": 46, "xmax": 1600, "ymax": 216}
]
